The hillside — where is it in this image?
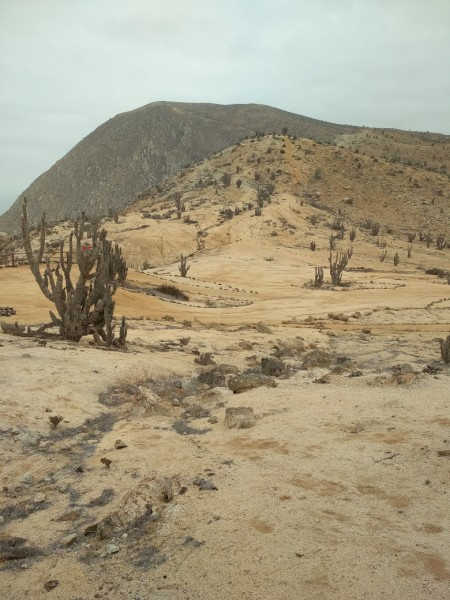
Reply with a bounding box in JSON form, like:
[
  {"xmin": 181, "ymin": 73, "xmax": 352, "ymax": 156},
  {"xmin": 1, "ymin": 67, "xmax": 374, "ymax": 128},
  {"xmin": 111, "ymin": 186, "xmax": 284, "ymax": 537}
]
[
  {"xmin": 0, "ymin": 102, "xmax": 360, "ymax": 233},
  {"xmin": 0, "ymin": 133, "xmax": 449, "ymax": 600}
]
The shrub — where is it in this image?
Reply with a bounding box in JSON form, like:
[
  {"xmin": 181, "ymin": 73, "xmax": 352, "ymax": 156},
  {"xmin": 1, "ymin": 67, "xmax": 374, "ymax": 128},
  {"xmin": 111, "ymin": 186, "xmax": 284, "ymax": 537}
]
[{"xmin": 156, "ymin": 284, "xmax": 189, "ymax": 301}]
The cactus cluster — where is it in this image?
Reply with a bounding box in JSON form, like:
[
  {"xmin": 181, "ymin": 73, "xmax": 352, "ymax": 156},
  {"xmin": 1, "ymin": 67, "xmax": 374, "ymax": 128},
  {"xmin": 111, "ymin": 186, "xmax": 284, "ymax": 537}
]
[{"xmin": 21, "ymin": 199, "xmax": 128, "ymax": 348}]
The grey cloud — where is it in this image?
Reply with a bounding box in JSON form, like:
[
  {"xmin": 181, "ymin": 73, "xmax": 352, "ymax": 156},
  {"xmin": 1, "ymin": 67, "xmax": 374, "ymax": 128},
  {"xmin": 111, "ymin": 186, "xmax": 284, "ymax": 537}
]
[{"xmin": 1, "ymin": 0, "xmax": 449, "ymax": 213}]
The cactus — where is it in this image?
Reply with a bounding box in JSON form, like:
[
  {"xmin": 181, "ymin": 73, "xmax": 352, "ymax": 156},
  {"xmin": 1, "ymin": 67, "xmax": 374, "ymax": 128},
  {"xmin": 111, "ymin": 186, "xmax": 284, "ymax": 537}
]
[
  {"xmin": 21, "ymin": 198, "xmax": 128, "ymax": 348},
  {"xmin": 329, "ymin": 250, "xmax": 349, "ymax": 286},
  {"xmin": 441, "ymin": 335, "xmax": 450, "ymax": 363},
  {"xmin": 313, "ymin": 266, "xmax": 324, "ymax": 288},
  {"xmin": 178, "ymin": 253, "xmax": 190, "ymax": 277}
]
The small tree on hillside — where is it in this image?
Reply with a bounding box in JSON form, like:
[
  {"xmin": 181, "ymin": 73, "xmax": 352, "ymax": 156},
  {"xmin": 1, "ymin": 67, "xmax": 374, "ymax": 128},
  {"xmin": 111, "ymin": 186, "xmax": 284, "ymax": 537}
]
[{"xmin": 21, "ymin": 199, "xmax": 128, "ymax": 348}]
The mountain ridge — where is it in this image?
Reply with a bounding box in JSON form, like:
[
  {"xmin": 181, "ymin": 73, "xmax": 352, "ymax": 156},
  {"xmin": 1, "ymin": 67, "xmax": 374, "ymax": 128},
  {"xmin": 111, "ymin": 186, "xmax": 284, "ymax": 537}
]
[{"xmin": 0, "ymin": 102, "xmax": 359, "ymax": 232}]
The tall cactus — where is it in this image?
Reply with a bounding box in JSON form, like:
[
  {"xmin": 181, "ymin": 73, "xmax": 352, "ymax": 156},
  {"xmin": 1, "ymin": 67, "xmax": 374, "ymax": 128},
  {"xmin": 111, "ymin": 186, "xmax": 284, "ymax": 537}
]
[
  {"xmin": 329, "ymin": 250, "xmax": 349, "ymax": 286},
  {"xmin": 21, "ymin": 198, "xmax": 128, "ymax": 348},
  {"xmin": 441, "ymin": 335, "xmax": 450, "ymax": 363},
  {"xmin": 178, "ymin": 254, "xmax": 190, "ymax": 277}
]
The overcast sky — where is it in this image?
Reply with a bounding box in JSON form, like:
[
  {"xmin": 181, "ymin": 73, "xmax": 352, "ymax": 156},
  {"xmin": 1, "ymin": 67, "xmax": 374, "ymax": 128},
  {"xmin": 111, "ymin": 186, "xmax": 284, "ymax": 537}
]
[{"xmin": 1, "ymin": 0, "xmax": 449, "ymax": 215}]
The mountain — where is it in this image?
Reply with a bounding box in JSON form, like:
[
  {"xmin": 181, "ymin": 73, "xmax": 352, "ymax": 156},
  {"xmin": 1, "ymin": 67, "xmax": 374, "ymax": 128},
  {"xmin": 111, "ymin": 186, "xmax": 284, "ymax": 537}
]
[{"xmin": 0, "ymin": 102, "xmax": 359, "ymax": 233}]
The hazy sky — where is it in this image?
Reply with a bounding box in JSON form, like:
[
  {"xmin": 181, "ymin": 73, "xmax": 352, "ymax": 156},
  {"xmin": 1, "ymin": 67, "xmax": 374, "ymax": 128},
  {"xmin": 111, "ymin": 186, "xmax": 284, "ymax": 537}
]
[{"xmin": 1, "ymin": 0, "xmax": 449, "ymax": 215}]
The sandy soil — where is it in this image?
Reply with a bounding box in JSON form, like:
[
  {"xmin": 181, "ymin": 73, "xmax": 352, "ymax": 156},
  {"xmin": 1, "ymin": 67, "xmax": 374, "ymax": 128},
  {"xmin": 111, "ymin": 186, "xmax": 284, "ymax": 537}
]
[{"xmin": 1, "ymin": 139, "xmax": 449, "ymax": 599}]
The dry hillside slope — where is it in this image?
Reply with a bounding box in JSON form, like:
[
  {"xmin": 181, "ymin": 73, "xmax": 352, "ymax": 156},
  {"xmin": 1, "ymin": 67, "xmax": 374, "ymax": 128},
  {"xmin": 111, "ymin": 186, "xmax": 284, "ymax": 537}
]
[{"xmin": 0, "ymin": 134, "xmax": 449, "ymax": 600}]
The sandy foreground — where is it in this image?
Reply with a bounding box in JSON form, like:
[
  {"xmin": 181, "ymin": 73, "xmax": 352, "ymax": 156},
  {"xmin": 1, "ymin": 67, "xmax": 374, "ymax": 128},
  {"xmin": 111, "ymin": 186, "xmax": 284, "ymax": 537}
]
[{"xmin": 1, "ymin": 219, "xmax": 450, "ymax": 600}]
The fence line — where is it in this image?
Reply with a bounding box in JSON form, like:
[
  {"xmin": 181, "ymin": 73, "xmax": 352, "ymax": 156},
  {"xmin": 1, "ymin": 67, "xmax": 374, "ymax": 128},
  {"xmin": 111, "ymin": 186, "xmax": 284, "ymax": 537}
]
[{"xmin": 0, "ymin": 251, "xmax": 72, "ymax": 269}]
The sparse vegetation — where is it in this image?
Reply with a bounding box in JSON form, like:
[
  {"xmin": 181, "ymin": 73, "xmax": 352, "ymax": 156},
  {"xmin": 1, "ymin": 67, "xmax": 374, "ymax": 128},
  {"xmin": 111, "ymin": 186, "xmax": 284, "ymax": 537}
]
[
  {"xmin": 329, "ymin": 250, "xmax": 350, "ymax": 286},
  {"xmin": 178, "ymin": 254, "xmax": 190, "ymax": 277},
  {"xmin": 441, "ymin": 335, "xmax": 450, "ymax": 363},
  {"xmin": 156, "ymin": 284, "xmax": 189, "ymax": 301},
  {"xmin": 21, "ymin": 199, "xmax": 128, "ymax": 347},
  {"xmin": 313, "ymin": 266, "xmax": 324, "ymax": 287}
]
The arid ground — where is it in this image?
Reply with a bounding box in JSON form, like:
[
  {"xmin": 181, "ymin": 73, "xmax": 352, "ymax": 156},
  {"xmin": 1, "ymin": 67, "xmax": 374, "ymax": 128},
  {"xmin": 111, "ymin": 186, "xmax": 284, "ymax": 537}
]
[{"xmin": 1, "ymin": 134, "xmax": 449, "ymax": 599}]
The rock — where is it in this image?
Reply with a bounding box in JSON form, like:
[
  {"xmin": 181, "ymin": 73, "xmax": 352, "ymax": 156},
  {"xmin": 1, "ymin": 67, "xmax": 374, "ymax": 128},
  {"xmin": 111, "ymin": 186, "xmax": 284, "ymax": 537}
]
[
  {"xmin": 21, "ymin": 473, "xmax": 34, "ymax": 485},
  {"xmin": 61, "ymin": 533, "xmax": 78, "ymax": 547},
  {"xmin": 96, "ymin": 475, "xmax": 180, "ymax": 539},
  {"xmin": 261, "ymin": 357, "xmax": 285, "ymax": 376},
  {"xmin": 43, "ymin": 580, "xmax": 60, "ymax": 592},
  {"xmin": 437, "ymin": 449, "xmax": 450, "ymax": 457},
  {"xmin": 256, "ymin": 322, "xmax": 272, "ymax": 334},
  {"xmin": 225, "ymin": 407, "xmax": 256, "ymax": 429},
  {"xmin": 105, "ymin": 543, "xmax": 120, "ymax": 555},
  {"xmin": 114, "ymin": 439, "xmax": 127, "ymax": 450},
  {"xmin": 134, "ymin": 387, "xmax": 163, "ymax": 416},
  {"xmin": 272, "ymin": 337, "xmax": 305, "ymax": 358},
  {"xmin": 197, "ymin": 364, "xmax": 239, "ymax": 388},
  {"xmin": 193, "ymin": 478, "xmax": 217, "ymax": 491},
  {"xmin": 228, "ymin": 373, "xmax": 276, "ymax": 393},
  {"xmin": 33, "ymin": 493, "xmax": 46, "ymax": 503},
  {"xmin": 302, "ymin": 349, "xmax": 333, "ymax": 369},
  {"xmin": 239, "ymin": 341, "xmax": 253, "ymax": 350},
  {"xmin": 0, "ymin": 515, "xmax": 5, "ymax": 525}
]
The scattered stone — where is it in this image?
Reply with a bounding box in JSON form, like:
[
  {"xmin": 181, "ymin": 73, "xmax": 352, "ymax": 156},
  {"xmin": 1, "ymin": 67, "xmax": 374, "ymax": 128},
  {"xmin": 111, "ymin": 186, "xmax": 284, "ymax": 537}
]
[
  {"xmin": 194, "ymin": 352, "xmax": 215, "ymax": 366},
  {"xmin": 21, "ymin": 473, "xmax": 34, "ymax": 485},
  {"xmin": 239, "ymin": 341, "xmax": 254, "ymax": 350},
  {"xmin": 61, "ymin": 533, "xmax": 78, "ymax": 548},
  {"xmin": 101, "ymin": 458, "xmax": 112, "ymax": 468},
  {"xmin": 272, "ymin": 337, "xmax": 305, "ymax": 358},
  {"xmin": 197, "ymin": 364, "xmax": 239, "ymax": 388},
  {"xmin": 302, "ymin": 349, "xmax": 332, "ymax": 369},
  {"xmin": 256, "ymin": 322, "xmax": 272, "ymax": 334},
  {"xmin": 423, "ymin": 363, "xmax": 442, "ymax": 375},
  {"xmin": 228, "ymin": 373, "xmax": 276, "ymax": 393},
  {"xmin": 362, "ymin": 328, "xmax": 371, "ymax": 334},
  {"xmin": 349, "ymin": 370, "xmax": 364, "ymax": 378},
  {"xmin": 0, "ymin": 516, "xmax": 5, "ymax": 525},
  {"xmin": 313, "ymin": 374, "xmax": 331, "ymax": 384},
  {"xmin": 0, "ymin": 307, "xmax": 16, "ymax": 317},
  {"xmin": 261, "ymin": 357, "xmax": 285, "ymax": 376},
  {"xmin": 208, "ymin": 416, "xmax": 219, "ymax": 424},
  {"xmin": 43, "ymin": 580, "xmax": 60, "ymax": 592},
  {"xmin": 105, "ymin": 543, "xmax": 120, "ymax": 555},
  {"xmin": 114, "ymin": 439, "xmax": 127, "ymax": 450},
  {"xmin": 33, "ymin": 493, "xmax": 46, "ymax": 503},
  {"xmin": 437, "ymin": 450, "xmax": 450, "ymax": 457},
  {"xmin": 193, "ymin": 478, "xmax": 217, "ymax": 491},
  {"xmin": 225, "ymin": 407, "xmax": 256, "ymax": 429},
  {"xmin": 183, "ymin": 535, "xmax": 204, "ymax": 547}
]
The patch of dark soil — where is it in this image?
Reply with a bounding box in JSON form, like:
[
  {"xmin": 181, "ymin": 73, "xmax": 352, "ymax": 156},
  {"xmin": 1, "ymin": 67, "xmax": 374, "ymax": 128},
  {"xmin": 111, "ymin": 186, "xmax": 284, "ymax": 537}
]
[
  {"xmin": 425, "ymin": 267, "xmax": 448, "ymax": 278},
  {"xmin": 183, "ymin": 535, "xmax": 205, "ymax": 548},
  {"xmin": 133, "ymin": 546, "xmax": 166, "ymax": 569},
  {"xmin": 182, "ymin": 404, "xmax": 210, "ymax": 419},
  {"xmin": 88, "ymin": 488, "xmax": 115, "ymax": 507},
  {"xmin": 98, "ymin": 385, "xmax": 139, "ymax": 407},
  {"xmin": 0, "ymin": 501, "xmax": 51, "ymax": 522},
  {"xmin": 0, "ymin": 536, "xmax": 42, "ymax": 563},
  {"xmin": 172, "ymin": 420, "xmax": 211, "ymax": 436}
]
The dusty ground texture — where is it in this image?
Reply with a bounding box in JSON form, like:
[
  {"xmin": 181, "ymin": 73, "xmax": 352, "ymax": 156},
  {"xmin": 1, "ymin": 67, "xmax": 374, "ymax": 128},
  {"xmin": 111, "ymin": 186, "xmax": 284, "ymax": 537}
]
[{"xmin": 1, "ymin": 134, "xmax": 450, "ymax": 599}]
